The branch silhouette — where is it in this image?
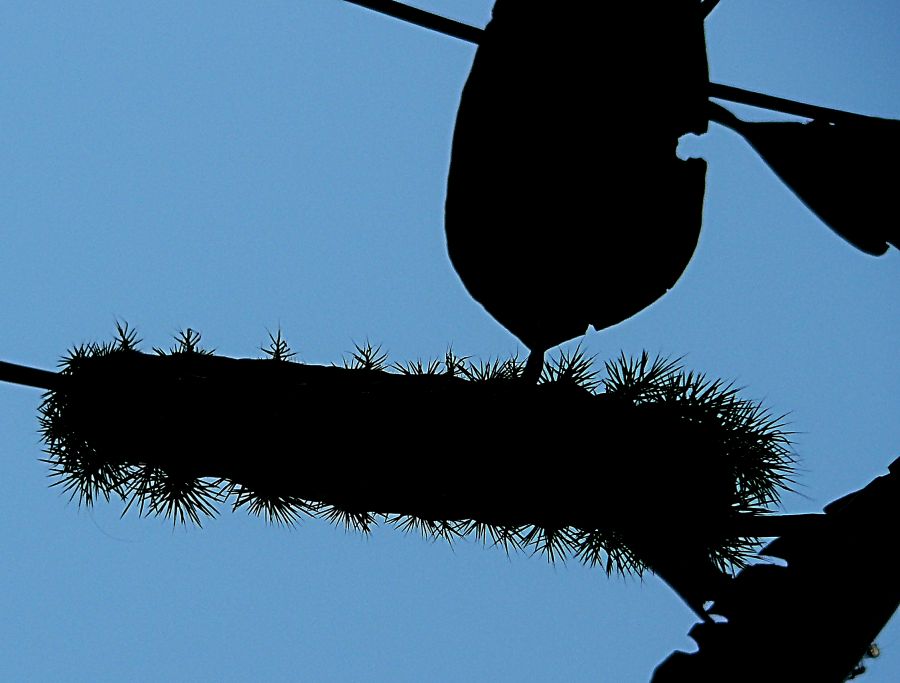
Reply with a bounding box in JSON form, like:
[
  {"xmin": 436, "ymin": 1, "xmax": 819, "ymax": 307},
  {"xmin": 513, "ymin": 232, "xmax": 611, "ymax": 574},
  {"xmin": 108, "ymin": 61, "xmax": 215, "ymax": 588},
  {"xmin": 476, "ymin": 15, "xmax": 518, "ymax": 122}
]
[
  {"xmin": 444, "ymin": 0, "xmax": 709, "ymax": 380},
  {"xmin": 343, "ymin": 0, "xmax": 897, "ymax": 124},
  {"xmin": 709, "ymin": 101, "xmax": 900, "ymax": 256},
  {"xmin": 654, "ymin": 457, "xmax": 899, "ymax": 682}
]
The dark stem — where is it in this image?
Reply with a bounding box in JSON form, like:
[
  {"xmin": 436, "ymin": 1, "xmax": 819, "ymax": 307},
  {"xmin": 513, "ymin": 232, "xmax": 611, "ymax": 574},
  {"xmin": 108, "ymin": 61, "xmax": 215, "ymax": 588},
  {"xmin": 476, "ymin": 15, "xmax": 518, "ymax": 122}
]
[
  {"xmin": 343, "ymin": 0, "xmax": 483, "ymax": 44},
  {"xmin": 708, "ymin": 82, "xmax": 896, "ymax": 126},
  {"xmin": 0, "ymin": 360, "xmax": 60, "ymax": 391},
  {"xmin": 522, "ymin": 350, "xmax": 544, "ymax": 385},
  {"xmin": 342, "ymin": 0, "xmax": 896, "ymax": 126}
]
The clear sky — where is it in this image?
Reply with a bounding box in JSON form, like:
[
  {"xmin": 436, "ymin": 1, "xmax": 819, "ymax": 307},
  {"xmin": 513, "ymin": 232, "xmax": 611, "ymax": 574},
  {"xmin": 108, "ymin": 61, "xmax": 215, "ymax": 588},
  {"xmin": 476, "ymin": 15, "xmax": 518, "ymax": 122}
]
[{"xmin": 1, "ymin": 1, "xmax": 898, "ymax": 681}]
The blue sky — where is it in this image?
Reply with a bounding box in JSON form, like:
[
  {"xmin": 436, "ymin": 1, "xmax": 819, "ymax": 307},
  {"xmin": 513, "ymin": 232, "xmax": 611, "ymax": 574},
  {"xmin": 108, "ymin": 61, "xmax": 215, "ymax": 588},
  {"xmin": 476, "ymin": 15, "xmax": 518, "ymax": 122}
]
[{"xmin": 1, "ymin": 1, "xmax": 898, "ymax": 680}]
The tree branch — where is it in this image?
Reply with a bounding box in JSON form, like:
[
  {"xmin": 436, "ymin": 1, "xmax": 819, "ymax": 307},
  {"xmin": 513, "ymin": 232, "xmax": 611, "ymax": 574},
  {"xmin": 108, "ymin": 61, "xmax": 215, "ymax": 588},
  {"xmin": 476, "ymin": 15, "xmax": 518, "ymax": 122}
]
[
  {"xmin": 654, "ymin": 457, "xmax": 900, "ymax": 682},
  {"xmin": 0, "ymin": 360, "xmax": 60, "ymax": 391},
  {"xmin": 342, "ymin": 0, "xmax": 895, "ymax": 126}
]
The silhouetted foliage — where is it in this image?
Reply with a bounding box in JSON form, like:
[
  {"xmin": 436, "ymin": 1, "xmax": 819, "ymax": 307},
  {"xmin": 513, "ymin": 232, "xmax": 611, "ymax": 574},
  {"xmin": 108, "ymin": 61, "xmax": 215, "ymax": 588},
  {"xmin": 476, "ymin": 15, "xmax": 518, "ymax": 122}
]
[
  {"xmin": 709, "ymin": 102, "xmax": 900, "ymax": 256},
  {"xmin": 654, "ymin": 458, "xmax": 899, "ymax": 683},
  {"xmin": 444, "ymin": 0, "xmax": 709, "ymax": 378},
  {"xmin": 357, "ymin": 0, "xmax": 899, "ymax": 385}
]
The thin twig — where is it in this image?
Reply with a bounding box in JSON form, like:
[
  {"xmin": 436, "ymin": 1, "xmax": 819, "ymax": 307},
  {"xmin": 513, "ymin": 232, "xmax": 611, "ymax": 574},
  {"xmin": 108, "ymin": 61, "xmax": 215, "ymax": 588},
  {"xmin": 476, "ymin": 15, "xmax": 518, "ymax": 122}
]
[
  {"xmin": 342, "ymin": 0, "xmax": 896, "ymax": 127},
  {"xmin": 709, "ymin": 83, "xmax": 897, "ymax": 126},
  {"xmin": 345, "ymin": 0, "xmax": 723, "ymax": 43},
  {"xmin": 343, "ymin": 0, "xmax": 483, "ymax": 44},
  {"xmin": 0, "ymin": 360, "xmax": 60, "ymax": 391}
]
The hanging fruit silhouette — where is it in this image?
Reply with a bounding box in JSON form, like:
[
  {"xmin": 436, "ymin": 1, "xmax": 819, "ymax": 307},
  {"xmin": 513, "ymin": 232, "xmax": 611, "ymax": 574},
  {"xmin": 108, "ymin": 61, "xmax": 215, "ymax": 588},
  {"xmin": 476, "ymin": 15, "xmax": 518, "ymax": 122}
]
[
  {"xmin": 428, "ymin": 0, "xmax": 897, "ymax": 380},
  {"xmin": 445, "ymin": 0, "xmax": 710, "ymax": 381},
  {"xmin": 344, "ymin": 1, "xmax": 898, "ymax": 381}
]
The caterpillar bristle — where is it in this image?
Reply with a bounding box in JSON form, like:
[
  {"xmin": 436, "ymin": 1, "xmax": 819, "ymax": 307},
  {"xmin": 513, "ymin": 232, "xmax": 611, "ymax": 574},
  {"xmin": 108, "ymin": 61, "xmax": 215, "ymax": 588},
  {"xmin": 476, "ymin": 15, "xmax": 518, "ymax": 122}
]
[
  {"xmin": 458, "ymin": 355, "xmax": 524, "ymax": 382},
  {"xmin": 571, "ymin": 528, "xmax": 644, "ymax": 577},
  {"xmin": 521, "ymin": 525, "xmax": 573, "ymax": 564},
  {"xmin": 262, "ymin": 329, "xmax": 297, "ymax": 363},
  {"xmin": 42, "ymin": 452, "xmax": 128, "ymax": 508},
  {"xmin": 386, "ymin": 515, "xmax": 460, "ymax": 543},
  {"xmin": 540, "ymin": 344, "xmax": 599, "ymax": 391},
  {"xmin": 229, "ymin": 484, "xmax": 311, "ymax": 527},
  {"xmin": 342, "ymin": 341, "xmax": 389, "ymax": 371},
  {"xmin": 452, "ymin": 520, "xmax": 525, "ymax": 556},
  {"xmin": 320, "ymin": 506, "xmax": 376, "ymax": 534},
  {"xmin": 122, "ymin": 466, "xmax": 222, "ymax": 527}
]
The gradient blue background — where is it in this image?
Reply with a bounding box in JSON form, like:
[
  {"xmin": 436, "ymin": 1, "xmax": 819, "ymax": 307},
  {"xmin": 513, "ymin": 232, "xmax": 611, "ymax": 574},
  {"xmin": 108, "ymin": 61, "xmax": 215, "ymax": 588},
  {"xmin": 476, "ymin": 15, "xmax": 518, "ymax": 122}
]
[{"xmin": 1, "ymin": 2, "xmax": 898, "ymax": 680}]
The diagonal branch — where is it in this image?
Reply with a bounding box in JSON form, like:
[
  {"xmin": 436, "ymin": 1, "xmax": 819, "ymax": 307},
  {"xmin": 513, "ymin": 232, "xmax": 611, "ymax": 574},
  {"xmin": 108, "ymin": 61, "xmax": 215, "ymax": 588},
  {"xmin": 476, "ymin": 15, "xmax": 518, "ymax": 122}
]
[
  {"xmin": 708, "ymin": 82, "xmax": 897, "ymax": 126},
  {"xmin": 0, "ymin": 360, "xmax": 60, "ymax": 391},
  {"xmin": 342, "ymin": 0, "xmax": 896, "ymax": 126},
  {"xmin": 654, "ymin": 457, "xmax": 900, "ymax": 682},
  {"xmin": 343, "ymin": 0, "xmax": 483, "ymax": 43}
]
